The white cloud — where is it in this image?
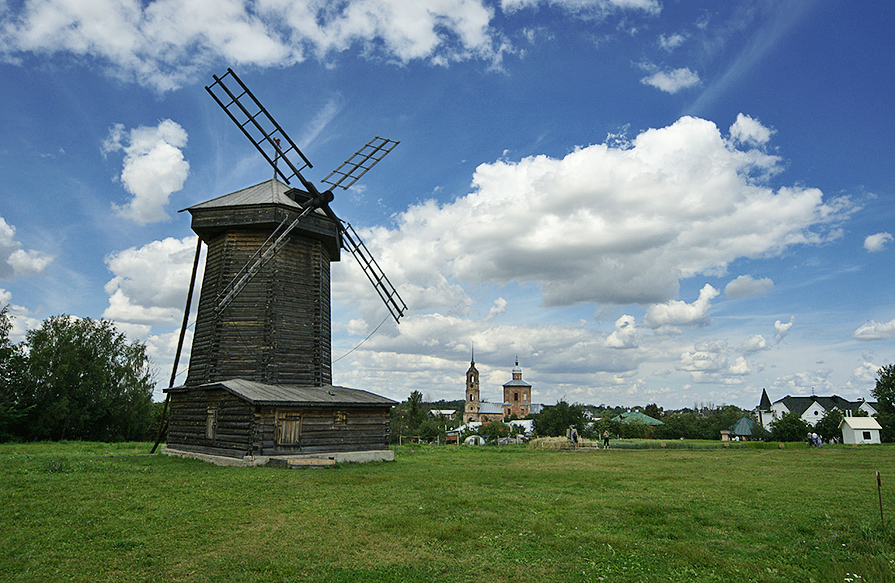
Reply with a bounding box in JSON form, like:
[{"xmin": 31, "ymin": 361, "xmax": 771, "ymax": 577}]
[
  {"xmin": 852, "ymin": 319, "xmax": 895, "ymax": 341},
  {"xmin": 1, "ymin": 0, "xmax": 503, "ymax": 90},
  {"xmin": 485, "ymin": 297, "xmax": 508, "ymax": 321},
  {"xmin": 863, "ymin": 232, "xmax": 893, "ymax": 253},
  {"xmin": 346, "ymin": 116, "xmax": 852, "ymax": 317},
  {"xmin": 501, "ymin": 0, "xmax": 661, "ymax": 16},
  {"xmin": 771, "ymin": 368, "xmax": 833, "ymax": 395},
  {"xmin": 0, "ymin": 217, "xmax": 54, "ymax": 279},
  {"xmin": 102, "ymin": 236, "xmax": 203, "ymax": 326},
  {"xmin": 0, "ymin": 289, "xmax": 40, "ymax": 342},
  {"xmin": 739, "ymin": 334, "xmax": 768, "ymax": 353},
  {"xmin": 852, "ymin": 362, "xmax": 880, "ymax": 384},
  {"xmin": 729, "ymin": 113, "xmax": 774, "ymax": 146},
  {"xmin": 658, "ymin": 33, "xmax": 686, "ymax": 51},
  {"xmin": 641, "ymin": 67, "xmax": 700, "ymax": 93},
  {"xmin": 103, "ymin": 120, "xmax": 189, "ymax": 224},
  {"xmin": 645, "ymin": 284, "xmax": 719, "ymax": 331},
  {"xmin": 605, "ymin": 314, "xmax": 638, "ymax": 348},
  {"xmin": 725, "ymin": 274, "xmax": 773, "ymax": 298},
  {"xmin": 774, "ymin": 316, "xmax": 794, "ymax": 342}
]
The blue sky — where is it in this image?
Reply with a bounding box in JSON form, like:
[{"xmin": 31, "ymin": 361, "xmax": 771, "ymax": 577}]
[{"xmin": 1, "ymin": 0, "xmax": 893, "ymax": 410}]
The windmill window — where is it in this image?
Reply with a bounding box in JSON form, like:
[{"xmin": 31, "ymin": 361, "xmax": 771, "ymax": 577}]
[
  {"xmin": 276, "ymin": 411, "xmax": 302, "ymax": 445},
  {"xmin": 514, "ymin": 392, "xmax": 519, "ymax": 401},
  {"xmin": 863, "ymin": 431, "xmax": 872, "ymax": 440},
  {"xmin": 206, "ymin": 407, "xmax": 218, "ymax": 440}
]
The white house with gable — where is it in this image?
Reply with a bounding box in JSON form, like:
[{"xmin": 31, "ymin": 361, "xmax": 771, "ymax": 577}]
[
  {"xmin": 839, "ymin": 417, "xmax": 882, "ymax": 445},
  {"xmin": 756, "ymin": 389, "xmax": 878, "ymax": 429}
]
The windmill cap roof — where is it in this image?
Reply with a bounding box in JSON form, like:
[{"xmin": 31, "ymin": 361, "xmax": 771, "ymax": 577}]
[
  {"xmin": 181, "ymin": 179, "xmax": 310, "ymax": 212},
  {"xmin": 166, "ymin": 378, "xmax": 397, "ymax": 407}
]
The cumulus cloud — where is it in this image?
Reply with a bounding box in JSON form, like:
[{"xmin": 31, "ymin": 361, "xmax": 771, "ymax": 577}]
[
  {"xmin": 605, "ymin": 314, "xmax": 638, "ymax": 348},
  {"xmin": 0, "ymin": 294, "xmax": 40, "ymax": 343},
  {"xmin": 103, "ymin": 120, "xmax": 189, "ymax": 224},
  {"xmin": 676, "ymin": 340, "xmax": 747, "ymax": 384},
  {"xmin": 774, "ymin": 316, "xmax": 794, "ymax": 342},
  {"xmin": 863, "ymin": 232, "xmax": 893, "ymax": 253},
  {"xmin": 0, "ymin": 0, "xmax": 505, "ymax": 90},
  {"xmin": 739, "ymin": 334, "xmax": 768, "ymax": 353},
  {"xmin": 348, "ymin": 115, "xmax": 852, "ymax": 316},
  {"xmin": 729, "ymin": 113, "xmax": 774, "ymax": 146},
  {"xmin": 725, "ymin": 274, "xmax": 773, "ymax": 298},
  {"xmin": 641, "ymin": 67, "xmax": 700, "ymax": 93},
  {"xmin": 486, "ymin": 297, "xmax": 508, "ymax": 321},
  {"xmin": 0, "ymin": 217, "xmax": 54, "ymax": 280},
  {"xmin": 645, "ymin": 284, "xmax": 719, "ymax": 331},
  {"xmin": 102, "ymin": 236, "xmax": 203, "ymax": 326},
  {"xmin": 852, "ymin": 319, "xmax": 895, "ymax": 341},
  {"xmin": 852, "ymin": 362, "xmax": 880, "ymax": 384}
]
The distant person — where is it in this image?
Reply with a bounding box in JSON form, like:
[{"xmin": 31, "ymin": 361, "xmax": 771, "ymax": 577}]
[
  {"xmin": 603, "ymin": 430, "xmax": 610, "ymax": 449},
  {"xmin": 572, "ymin": 428, "xmax": 579, "ymax": 449}
]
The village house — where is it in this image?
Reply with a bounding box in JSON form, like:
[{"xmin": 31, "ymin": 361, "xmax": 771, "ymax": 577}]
[
  {"xmin": 756, "ymin": 389, "xmax": 877, "ymax": 429},
  {"xmin": 839, "ymin": 417, "xmax": 882, "ymax": 445}
]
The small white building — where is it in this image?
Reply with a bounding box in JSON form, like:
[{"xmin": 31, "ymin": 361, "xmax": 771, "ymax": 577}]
[{"xmin": 839, "ymin": 417, "xmax": 882, "ymax": 445}]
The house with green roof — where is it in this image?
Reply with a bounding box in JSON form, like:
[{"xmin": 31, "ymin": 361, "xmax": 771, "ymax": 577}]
[{"xmin": 612, "ymin": 410, "xmax": 664, "ymax": 426}]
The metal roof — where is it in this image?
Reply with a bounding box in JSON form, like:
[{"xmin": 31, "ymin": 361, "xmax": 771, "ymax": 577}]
[
  {"xmin": 729, "ymin": 416, "xmax": 757, "ymax": 436},
  {"xmin": 839, "ymin": 417, "xmax": 882, "ymax": 430},
  {"xmin": 775, "ymin": 395, "xmax": 875, "ymax": 417},
  {"xmin": 182, "ymin": 179, "xmax": 299, "ymax": 211},
  {"xmin": 166, "ymin": 379, "xmax": 397, "ymax": 407},
  {"xmin": 478, "ymin": 402, "xmax": 505, "ymax": 414},
  {"xmin": 503, "ymin": 379, "xmax": 532, "ymax": 388},
  {"xmin": 612, "ymin": 410, "xmax": 664, "ymax": 425}
]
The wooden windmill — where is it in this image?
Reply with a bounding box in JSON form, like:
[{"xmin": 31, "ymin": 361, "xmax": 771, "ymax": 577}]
[{"xmin": 160, "ymin": 69, "xmax": 406, "ymax": 464}]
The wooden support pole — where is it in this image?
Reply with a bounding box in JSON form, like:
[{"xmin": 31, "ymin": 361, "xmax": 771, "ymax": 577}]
[{"xmin": 151, "ymin": 237, "xmax": 202, "ymax": 454}]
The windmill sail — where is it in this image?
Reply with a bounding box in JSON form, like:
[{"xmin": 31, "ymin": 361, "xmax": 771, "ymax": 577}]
[
  {"xmin": 205, "ymin": 67, "xmax": 407, "ymax": 323},
  {"xmin": 323, "ymin": 136, "xmax": 399, "ymax": 190},
  {"xmin": 340, "ymin": 221, "xmax": 407, "ymax": 323},
  {"xmin": 206, "ymin": 68, "xmax": 313, "ymax": 186}
]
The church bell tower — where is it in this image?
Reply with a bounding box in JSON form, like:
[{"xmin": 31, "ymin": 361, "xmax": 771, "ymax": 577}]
[{"xmin": 464, "ymin": 351, "xmax": 480, "ymax": 423}]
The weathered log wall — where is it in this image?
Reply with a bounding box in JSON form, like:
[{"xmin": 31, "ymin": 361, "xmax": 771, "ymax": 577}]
[
  {"xmin": 186, "ymin": 227, "xmax": 333, "ymax": 387},
  {"xmin": 166, "ymin": 387, "xmax": 391, "ymax": 459}
]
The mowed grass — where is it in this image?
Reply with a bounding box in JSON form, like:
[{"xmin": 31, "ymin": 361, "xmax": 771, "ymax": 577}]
[{"xmin": 1, "ymin": 442, "xmax": 893, "ymax": 583}]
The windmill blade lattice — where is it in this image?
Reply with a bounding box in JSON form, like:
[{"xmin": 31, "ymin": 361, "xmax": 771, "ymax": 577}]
[
  {"xmin": 323, "ymin": 136, "xmax": 399, "ymax": 190},
  {"xmin": 206, "ymin": 68, "xmax": 313, "ymax": 187},
  {"xmin": 205, "ymin": 67, "xmax": 407, "ymax": 324},
  {"xmin": 340, "ymin": 221, "xmax": 407, "ymax": 323}
]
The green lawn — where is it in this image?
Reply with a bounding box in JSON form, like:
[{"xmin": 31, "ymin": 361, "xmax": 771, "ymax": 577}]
[{"xmin": 1, "ymin": 441, "xmax": 893, "ymax": 582}]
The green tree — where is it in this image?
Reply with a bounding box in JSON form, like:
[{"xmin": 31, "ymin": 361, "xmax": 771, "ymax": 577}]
[
  {"xmin": 534, "ymin": 400, "xmax": 586, "ymax": 437},
  {"xmin": 770, "ymin": 412, "xmax": 810, "ymax": 443},
  {"xmin": 0, "ymin": 306, "xmax": 29, "ymax": 441},
  {"xmin": 814, "ymin": 408, "xmax": 843, "ymax": 443},
  {"xmin": 644, "ymin": 403, "xmax": 662, "ymax": 420},
  {"xmin": 404, "ymin": 390, "xmax": 427, "ymax": 435},
  {"xmin": 16, "ymin": 315, "xmax": 156, "ymax": 442},
  {"xmin": 871, "ymin": 364, "xmax": 895, "ymax": 442},
  {"xmin": 478, "ymin": 420, "xmax": 511, "ymax": 443},
  {"xmin": 654, "ymin": 412, "xmax": 698, "ymax": 440}
]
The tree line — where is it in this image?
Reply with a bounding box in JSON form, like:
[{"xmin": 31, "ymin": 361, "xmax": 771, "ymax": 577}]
[
  {"xmin": 0, "ymin": 307, "xmax": 158, "ymax": 442},
  {"xmin": 390, "ymin": 364, "xmax": 895, "ymax": 444}
]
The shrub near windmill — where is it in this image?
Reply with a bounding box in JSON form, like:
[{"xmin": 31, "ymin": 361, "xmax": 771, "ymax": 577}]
[{"xmin": 163, "ymin": 69, "xmax": 406, "ymax": 465}]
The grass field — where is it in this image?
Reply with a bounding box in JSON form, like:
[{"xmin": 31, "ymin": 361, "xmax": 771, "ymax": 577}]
[{"xmin": 1, "ymin": 441, "xmax": 893, "ymax": 583}]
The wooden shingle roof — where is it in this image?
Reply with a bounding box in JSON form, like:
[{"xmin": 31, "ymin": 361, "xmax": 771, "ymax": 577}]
[{"xmin": 167, "ymin": 379, "xmax": 397, "ymax": 407}]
